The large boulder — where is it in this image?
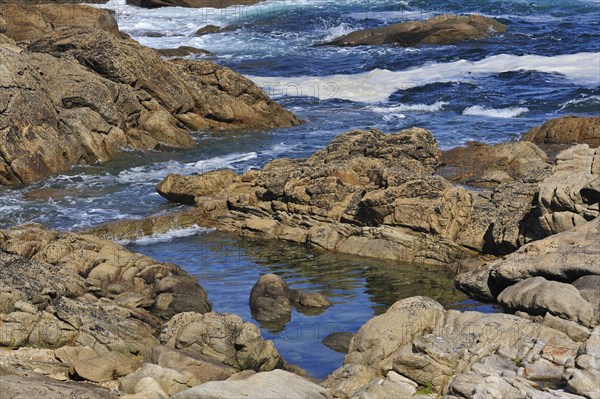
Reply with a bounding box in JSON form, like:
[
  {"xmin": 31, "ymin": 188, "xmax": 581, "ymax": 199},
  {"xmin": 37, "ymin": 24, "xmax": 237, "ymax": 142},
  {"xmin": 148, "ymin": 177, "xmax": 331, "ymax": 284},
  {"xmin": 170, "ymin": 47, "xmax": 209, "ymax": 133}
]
[
  {"xmin": 522, "ymin": 116, "xmax": 600, "ymax": 148},
  {"xmin": 171, "ymin": 369, "xmax": 328, "ymax": 399},
  {"xmin": 159, "ymin": 312, "xmax": 284, "ymax": 372},
  {"xmin": 323, "ymin": 14, "xmax": 506, "ymax": 47}
]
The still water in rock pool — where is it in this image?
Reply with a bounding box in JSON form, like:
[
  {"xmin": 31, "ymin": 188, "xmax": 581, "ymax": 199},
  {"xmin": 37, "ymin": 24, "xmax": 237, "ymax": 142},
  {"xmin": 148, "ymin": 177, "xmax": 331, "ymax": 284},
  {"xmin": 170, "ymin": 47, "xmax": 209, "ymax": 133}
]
[{"xmin": 126, "ymin": 230, "xmax": 494, "ymax": 378}]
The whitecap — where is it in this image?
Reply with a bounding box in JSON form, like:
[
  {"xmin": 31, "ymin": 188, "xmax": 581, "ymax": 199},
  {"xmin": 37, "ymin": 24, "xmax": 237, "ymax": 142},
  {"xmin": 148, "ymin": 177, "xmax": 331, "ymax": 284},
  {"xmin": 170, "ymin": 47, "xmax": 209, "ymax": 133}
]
[
  {"xmin": 462, "ymin": 106, "xmax": 529, "ymax": 118},
  {"xmin": 118, "ymin": 225, "xmax": 214, "ymax": 245},
  {"xmin": 117, "ymin": 152, "xmax": 257, "ymax": 184},
  {"xmin": 370, "ymin": 101, "xmax": 448, "ymax": 113},
  {"xmin": 249, "ymin": 52, "xmax": 600, "ymax": 103}
]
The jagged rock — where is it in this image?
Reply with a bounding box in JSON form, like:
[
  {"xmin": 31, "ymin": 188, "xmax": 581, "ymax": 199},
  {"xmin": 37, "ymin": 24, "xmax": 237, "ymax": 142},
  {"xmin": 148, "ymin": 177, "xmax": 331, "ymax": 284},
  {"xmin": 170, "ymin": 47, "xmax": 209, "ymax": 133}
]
[
  {"xmin": 455, "ymin": 218, "xmax": 600, "ymax": 303},
  {"xmin": 171, "ymin": 369, "xmax": 328, "ymax": 399},
  {"xmin": 159, "ymin": 312, "xmax": 283, "ymax": 372},
  {"xmin": 322, "ymin": 332, "xmax": 354, "ymax": 353},
  {"xmin": 156, "ymin": 128, "xmax": 477, "ymax": 266},
  {"xmin": 126, "ymin": 0, "xmax": 261, "ymax": 8},
  {"xmin": 0, "ymin": 16, "xmax": 298, "ymax": 185},
  {"xmin": 323, "ymin": 14, "xmax": 506, "ymax": 47},
  {"xmin": 566, "ymin": 326, "xmax": 600, "ymax": 398},
  {"xmin": 324, "ymin": 297, "xmax": 583, "ymax": 399},
  {"xmin": 437, "ymin": 141, "xmax": 550, "ymax": 188},
  {"xmin": 536, "ymin": 144, "xmax": 600, "ymax": 235},
  {"xmin": 522, "ymin": 116, "xmax": 600, "ymax": 148},
  {"xmin": 0, "ymin": 2, "xmax": 119, "ymax": 42}
]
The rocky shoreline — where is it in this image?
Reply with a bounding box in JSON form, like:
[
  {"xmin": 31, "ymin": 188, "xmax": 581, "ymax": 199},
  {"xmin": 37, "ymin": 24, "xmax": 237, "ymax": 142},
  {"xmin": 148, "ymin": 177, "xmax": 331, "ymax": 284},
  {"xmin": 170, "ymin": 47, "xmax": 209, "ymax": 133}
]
[{"xmin": 1, "ymin": 1, "xmax": 599, "ymax": 398}]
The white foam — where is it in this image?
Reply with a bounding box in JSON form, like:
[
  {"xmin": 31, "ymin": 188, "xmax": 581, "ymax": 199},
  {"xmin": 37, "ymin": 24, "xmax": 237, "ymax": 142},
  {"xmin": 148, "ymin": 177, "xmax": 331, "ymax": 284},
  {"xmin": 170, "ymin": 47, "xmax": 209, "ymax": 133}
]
[
  {"xmin": 117, "ymin": 152, "xmax": 257, "ymax": 184},
  {"xmin": 249, "ymin": 52, "xmax": 600, "ymax": 103},
  {"xmin": 463, "ymin": 105, "xmax": 529, "ymax": 118},
  {"xmin": 558, "ymin": 94, "xmax": 600, "ymax": 111},
  {"xmin": 370, "ymin": 101, "xmax": 448, "ymax": 113},
  {"xmin": 119, "ymin": 225, "xmax": 214, "ymax": 245}
]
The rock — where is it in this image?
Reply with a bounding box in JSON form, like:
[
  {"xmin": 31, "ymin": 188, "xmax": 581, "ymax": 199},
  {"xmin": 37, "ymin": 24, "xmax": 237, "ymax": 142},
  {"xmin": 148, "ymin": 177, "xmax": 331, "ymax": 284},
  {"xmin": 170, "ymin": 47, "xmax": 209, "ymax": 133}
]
[
  {"xmin": 497, "ymin": 277, "xmax": 597, "ymax": 327},
  {"xmin": 159, "ymin": 312, "xmax": 283, "ymax": 372},
  {"xmin": 249, "ymin": 274, "xmax": 331, "ymax": 329},
  {"xmin": 156, "ymin": 128, "xmax": 477, "ymax": 266},
  {"xmin": 324, "ymin": 297, "xmax": 583, "ymax": 398},
  {"xmin": 566, "ymin": 326, "xmax": 600, "ymax": 398},
  {"xmin": 455, "ymin": 217, "xmax": 600, "ymax": 303},
  {"xmin": 120, "ymin": 363, "xmax": 197, "ymax": 396},
  {"xmin": 149, "ymin": 346, "xmax": 235, "ymax": 384},
  {"xmin": 156, "ymin": 46, "xmax": 211, "ymax": 57},
  {"xmin": 157, "ymin": 170, "xmax": 238, "ymax": 206},
  {"xmin": 522, "ymin": 116, "xmax": 600, "ymax": 148},
  {"xmin": 72, "ymin": 351, "xmax": 143, "ymax": 382},
  {"xmin": 0, "ymin": 373, "xmax": 120, "ymax": 399},
  {"xmin": 1, "ymin": 20, "xmax": 298, "ymax": 185},
  {"xmin": 536, "ymin": 144, "xmax": 600, "ymax": 235},
  {"xmin": 171, "ymin": 369, "xmax": 328, "ymax": 399},
  {"xmin": 322, "ymin": 332, "xmax": 354, "ymax": 353},
  {"xmin": 123, "ymin": 377, "xmax": 169, "ymax": 399},
  {"xmin": 323, "ymin": 14, "xmax": 506, "ymax": 47},
  {"xmin": 126, "ymin": 0, "xmax": 261, "ymax": 8},
  {"xmin": 437, "ymin": 141, "xmax": 549, "ymax": 187},
  {"xmin": 194, "ymin": 24, "xmax": 235, "ymax": 36},
  {"xmin": 345, "ymin": 297, "xmax": 445, "ymax": 372},
  {"xmin": 249, "ymin": 274, "xmax": 292, "ymax": 324},
  {"xmin": 0, "ymin": 3, "xmax": 119, "ymax": 42}
]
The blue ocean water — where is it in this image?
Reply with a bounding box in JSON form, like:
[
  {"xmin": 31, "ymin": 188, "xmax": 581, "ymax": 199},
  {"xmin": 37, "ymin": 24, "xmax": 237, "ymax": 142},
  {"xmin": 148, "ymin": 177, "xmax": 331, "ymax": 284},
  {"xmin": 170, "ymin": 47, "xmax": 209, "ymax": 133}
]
[{"xmin": 0, "ymin": 0, "xmax": 598, "ymax": 378}]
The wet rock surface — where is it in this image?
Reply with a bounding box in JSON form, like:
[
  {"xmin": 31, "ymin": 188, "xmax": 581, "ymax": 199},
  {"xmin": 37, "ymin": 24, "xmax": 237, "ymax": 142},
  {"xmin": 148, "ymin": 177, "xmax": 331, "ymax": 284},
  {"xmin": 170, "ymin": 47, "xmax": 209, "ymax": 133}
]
[{"xmin": 323, "ymin": 14, "xmax": 506, "ymax": 47}]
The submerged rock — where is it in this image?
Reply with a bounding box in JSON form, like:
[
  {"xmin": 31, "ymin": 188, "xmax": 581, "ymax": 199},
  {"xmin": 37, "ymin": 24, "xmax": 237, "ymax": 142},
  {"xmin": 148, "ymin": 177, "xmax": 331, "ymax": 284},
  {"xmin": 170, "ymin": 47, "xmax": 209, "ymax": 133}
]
[
  {"xmin": 322, "ymin": 332, "xmax": 354, "ymax": 354},
  {"xmin": 522, "ymin": 115, "xmax": 600, "ymax": 148},
  {"xmin": 323, "ymin": 14, "xmax": 506, "ymax": 47}
]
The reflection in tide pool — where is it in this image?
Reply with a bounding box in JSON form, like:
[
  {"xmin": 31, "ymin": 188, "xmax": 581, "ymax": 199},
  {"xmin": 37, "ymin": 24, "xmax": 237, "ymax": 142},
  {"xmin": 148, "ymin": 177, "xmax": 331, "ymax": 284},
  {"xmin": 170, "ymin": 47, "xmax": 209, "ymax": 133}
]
[{"xmin": 128, "ymin": 230, "xmax": 497, "ymax": 379}]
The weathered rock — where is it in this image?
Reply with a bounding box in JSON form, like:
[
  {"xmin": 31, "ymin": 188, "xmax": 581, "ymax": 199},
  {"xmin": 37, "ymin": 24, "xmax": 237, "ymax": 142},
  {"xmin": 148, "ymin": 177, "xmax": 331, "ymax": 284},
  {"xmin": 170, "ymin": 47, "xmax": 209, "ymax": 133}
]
[
  {"xmin": 171, "ymin": 369, "xmax": 328, "ymax": 399},
  {"xmin": 437, "ymin": 141, "xmax": 550, "ymax": 187},
  {"xmin": 156, "ymin": 128, "xmax": 478, "ymax": 266},
  {"xmin": 536, "ymin": 144, "xmax": 600, "ymax": 235},
  {"xmin": 127, "ymin": 0, "xmax": 261, "ymax": 8},
  {"xmin": 0, "ymin": 2, "xmax": 119, "ymax": 42},
  {"xmin": 72, "ymin": 351, "xmax": 143, "ymax": 382},
  {"xmin": 120, "ymin": 363, "xmax": 197, "ymax": 396},
  {"xmin": 323, "ymin": 14, "xmax": 506, "ymax": 47},
  {"xmin": 522, "ymin": 116, "xmax": 600, "ymax": 148},
  {"xmin": 0, "ymin": 373, "xmax": 120, "ymax": 399},
  {"xmin": 325, "ymin": 297, "xmax": 583, "ymax": 399},
  {"xmin": 160, "ymin": 312, "xmax": 283, "ymax": 372},
  {"xmin": 456, "ymin": 217, "xmax": 600, "ymax": 302},
  {"xmin": 497, "ymin": 277, "xmax": 597, "ymax": 327},
  {"xmin": 322, "ymin": 332, "xmax": 354, "ymax": 354},
  {"xmin": 1, "ymin": 18, "xmax": 298, "ymax": 185},
  {"xmin": 566, "ymin": 326, "xmax": 600, "ymax": 398},
  {"xmin": 249, "ymin": 274, "xmax": 331, "ymax": 329},
  {"xmin": 156, "ymin": 46, "xmax": 211, "ymax": 57}
]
